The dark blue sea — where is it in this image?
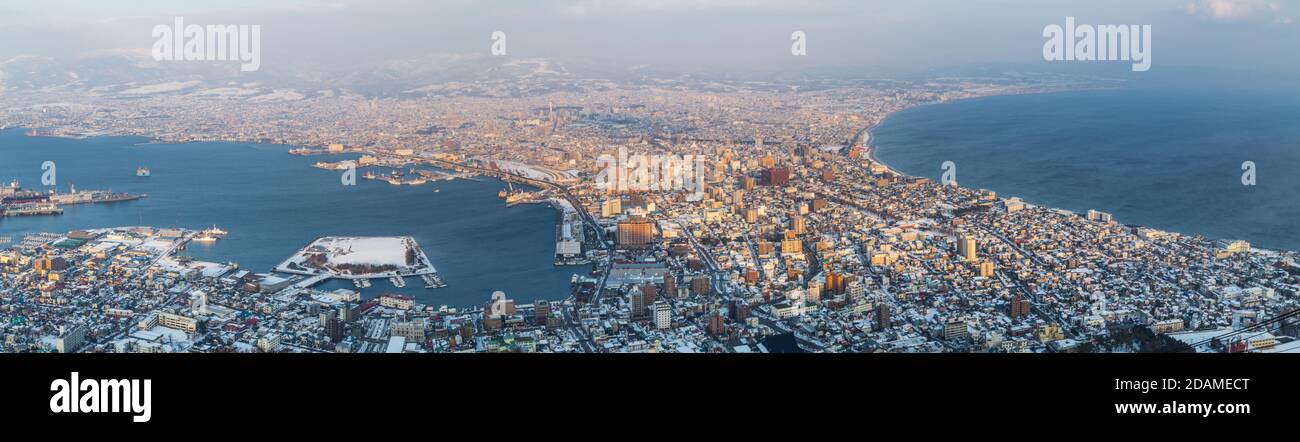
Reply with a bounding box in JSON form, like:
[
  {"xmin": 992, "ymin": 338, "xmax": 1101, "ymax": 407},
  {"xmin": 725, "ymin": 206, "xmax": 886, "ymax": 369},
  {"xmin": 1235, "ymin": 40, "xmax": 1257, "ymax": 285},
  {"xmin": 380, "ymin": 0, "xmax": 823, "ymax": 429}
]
[
  {"xmin": 873, "ymin": 85, "xmax": 1300, "ymax": 251},
  {"xmin": 0, "ymin": 130, "xmax": 578, "ymax": 307}
]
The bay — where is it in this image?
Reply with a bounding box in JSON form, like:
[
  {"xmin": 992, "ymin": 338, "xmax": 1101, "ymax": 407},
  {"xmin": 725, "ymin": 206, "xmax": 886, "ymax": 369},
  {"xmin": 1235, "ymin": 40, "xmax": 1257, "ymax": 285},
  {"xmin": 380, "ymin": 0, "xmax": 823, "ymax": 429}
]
[
  {"xmin": 0, "ymin": 129, "xmax": 577, "ymax": 307},
  {"xmin": 873, "ymin": 85, "xmax": 1300, "ymax": 251}
]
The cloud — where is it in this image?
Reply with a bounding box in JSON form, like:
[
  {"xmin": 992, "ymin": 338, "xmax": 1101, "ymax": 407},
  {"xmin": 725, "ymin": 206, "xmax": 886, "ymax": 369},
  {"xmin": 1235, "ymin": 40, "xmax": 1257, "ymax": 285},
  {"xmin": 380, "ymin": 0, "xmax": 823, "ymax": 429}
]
[
  {"xmin": 1185, "ymin": 0, "xmax": 1293, "ymax": 24},
  {"xmin": 562, "ymin": 0, "xmax": 822, "ymax": 16}
]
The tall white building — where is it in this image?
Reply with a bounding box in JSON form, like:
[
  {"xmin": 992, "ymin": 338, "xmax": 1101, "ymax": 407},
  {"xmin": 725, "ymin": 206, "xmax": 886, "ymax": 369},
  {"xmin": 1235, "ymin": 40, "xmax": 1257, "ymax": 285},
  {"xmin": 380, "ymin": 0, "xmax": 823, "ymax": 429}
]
[{"xmin": 653, "ymin": 302, "xmax": 671, "ymax": 330}]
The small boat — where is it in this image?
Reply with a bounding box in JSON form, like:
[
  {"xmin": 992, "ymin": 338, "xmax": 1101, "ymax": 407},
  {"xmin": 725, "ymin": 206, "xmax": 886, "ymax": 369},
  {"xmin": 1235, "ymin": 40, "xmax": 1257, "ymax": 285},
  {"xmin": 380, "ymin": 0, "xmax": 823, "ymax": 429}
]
[{"xmin": 136, "ymin": 167, "xmax": 151, "ymax": 177}]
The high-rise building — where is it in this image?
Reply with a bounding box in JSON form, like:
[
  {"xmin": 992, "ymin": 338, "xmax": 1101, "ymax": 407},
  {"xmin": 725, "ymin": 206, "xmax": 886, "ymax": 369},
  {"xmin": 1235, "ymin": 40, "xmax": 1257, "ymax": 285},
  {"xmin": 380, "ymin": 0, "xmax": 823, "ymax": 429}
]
[
  {"xmin": 781, "ymin": 231, "xmax": 802, "ymax": 254},
  {"xmin": 337, "ymin": 302, "xmax": 356, "ymax": 322},
  {"xmin": 325, "ymin": 318, "xmax": 344, "ymax": 343},
  {"xmin": 692, "ymin": 276, "xmax": 712, "ymax": 296},
  {"xmin": 958, "ymin": 236, "xmax": 977, "ymax": 262},
  {"xmin": 601, "ymin": 198, "xmax": 622, "ymax": 218},
  {"xmin": 874, "ymin": 304, "xmax": 891, "ymax": 331},
  {"xmin": 641, "ymin": 283, "xmax": 658, "ymax": 307},
  {"xmin": 55, "ymin": 324, "xmax": 86, "ymax": 353},
  {"xmin": 708, "ymin": 311, "xmax": 726, "ymax": 336},
  {"xmin": 790, "ymin": 215, "xmax": 806, "ymax": 235},
  {"xmin": 979, "ymin": 261, "xmax": 995, "ymax": 278},
  {"xmin": 630, "ymin": 289, "xmax": 645, "ymax": 317},
  {"xmin": 805, "ymin": 284, "xmax": 821, "ymax": 304},
  {"xmin": 535, "ymin": 300, "xmax": 551, "ymax": 325},
  {"xmin": 1010, "ymin": 293, "xmax": 1032, "ymax": 319},
  {"xmin": 945, "ymin": 318, "xmax": 970, "ymax": 342},
  {"xmin": 762, "ymin": 167, "xmax": 790, "ymax": 186},
  {"xmin": 653, "ymin": 302, "xmax": 671, "ymax": 330},
  {"xmin": 1086, "ymin": 209, "xmax": 1113, "ymax": 223},
  {"xmin": 616, "ymin": 216, "xmax": 655, "ymax": 248},
  {"xmin": 846, "ymin": 279, "xmax": 864, "ymax": 301}
]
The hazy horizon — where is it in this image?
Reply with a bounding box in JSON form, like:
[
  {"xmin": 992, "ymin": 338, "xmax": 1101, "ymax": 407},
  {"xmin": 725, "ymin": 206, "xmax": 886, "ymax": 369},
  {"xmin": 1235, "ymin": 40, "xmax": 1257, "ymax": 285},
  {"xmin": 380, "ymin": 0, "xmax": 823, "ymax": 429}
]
[{"xmin": 1, "ymin": 0, "xmax": 1297, "ymax": 77}]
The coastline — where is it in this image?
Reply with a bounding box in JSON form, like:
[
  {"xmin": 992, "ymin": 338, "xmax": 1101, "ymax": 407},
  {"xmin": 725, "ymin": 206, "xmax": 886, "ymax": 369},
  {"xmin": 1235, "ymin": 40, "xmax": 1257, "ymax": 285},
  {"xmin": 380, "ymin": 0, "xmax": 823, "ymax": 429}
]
[
  {"xmin": 860, "ymin": 88, "xmax": 1287, "ymax": 255},
  {"xmin": 860, "ymin": 85, "xmax": 1120, "ymax": 180}
]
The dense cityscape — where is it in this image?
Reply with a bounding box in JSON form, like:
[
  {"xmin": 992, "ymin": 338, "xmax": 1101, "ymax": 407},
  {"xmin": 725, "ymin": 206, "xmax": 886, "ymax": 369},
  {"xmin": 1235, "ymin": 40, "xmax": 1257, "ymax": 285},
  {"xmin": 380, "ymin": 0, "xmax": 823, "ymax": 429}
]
[{"xmin": 0, "ymin": 63, "xmax": 1296, "ymax": 354}]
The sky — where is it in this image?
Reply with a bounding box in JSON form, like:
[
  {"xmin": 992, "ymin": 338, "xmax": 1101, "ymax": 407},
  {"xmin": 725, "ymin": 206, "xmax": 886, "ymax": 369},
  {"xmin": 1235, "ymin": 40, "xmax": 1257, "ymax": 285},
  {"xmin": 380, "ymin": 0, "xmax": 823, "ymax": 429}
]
[{"xmin": 0, "ymin": 0, "xmax": 1297, "ymax": 75}]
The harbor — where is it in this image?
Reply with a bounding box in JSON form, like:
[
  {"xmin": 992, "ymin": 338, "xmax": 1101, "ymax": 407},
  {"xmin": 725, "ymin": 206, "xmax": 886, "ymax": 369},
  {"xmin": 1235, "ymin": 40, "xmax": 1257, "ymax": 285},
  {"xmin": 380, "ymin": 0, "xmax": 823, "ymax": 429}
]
[{"xmin": 0, "ymin": 130, "xmax": 578, "ymax": 307}]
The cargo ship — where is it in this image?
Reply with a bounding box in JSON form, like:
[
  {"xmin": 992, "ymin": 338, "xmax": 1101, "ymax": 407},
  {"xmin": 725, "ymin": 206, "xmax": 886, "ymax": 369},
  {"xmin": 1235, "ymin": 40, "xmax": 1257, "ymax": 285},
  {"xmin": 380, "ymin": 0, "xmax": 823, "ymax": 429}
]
[
  {"xmin": 3, "ymin": 204, "xmax": 62, "ymax": 216},
  {"xmin": 49, "ymin": 186, "xmax": 147, "ymax": 205},
  {"xmin": 1, "ymin": 191, "xmax": 50, "ymax": 205}
]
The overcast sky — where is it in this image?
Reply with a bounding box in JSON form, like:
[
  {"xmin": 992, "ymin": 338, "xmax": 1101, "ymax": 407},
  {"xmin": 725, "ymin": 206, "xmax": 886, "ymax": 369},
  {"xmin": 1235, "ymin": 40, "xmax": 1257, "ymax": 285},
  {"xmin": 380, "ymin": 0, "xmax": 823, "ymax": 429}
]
[{"xmin": 0, "ymin": 0, "xmax": 1296, "ymax": 74}]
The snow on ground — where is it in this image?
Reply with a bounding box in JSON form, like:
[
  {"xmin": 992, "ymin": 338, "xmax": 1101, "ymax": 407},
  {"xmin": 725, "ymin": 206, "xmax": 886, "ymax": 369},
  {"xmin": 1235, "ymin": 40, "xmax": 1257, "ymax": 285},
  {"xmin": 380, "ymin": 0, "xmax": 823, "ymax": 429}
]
[
  {"xmin": 494, "ymin": 160, "xmax": 577, "ymax": 182},
  {"xmin": 120, "ymin": 80, "xmax": 201, "ymax": 95},
  {"xmin": 315, "ymin": 236, "xmax": 408, "ymax": 267},
  {"xmin": 548, "ymin": 197, "xmax": 575, "ymax": 212},
  {"xmin": 248, "ymin": 89, "xmax": 306, "ymax": 102},
  {"xmin": 192, "ymin": 87, "xmax": 263, "ymax": 98}
]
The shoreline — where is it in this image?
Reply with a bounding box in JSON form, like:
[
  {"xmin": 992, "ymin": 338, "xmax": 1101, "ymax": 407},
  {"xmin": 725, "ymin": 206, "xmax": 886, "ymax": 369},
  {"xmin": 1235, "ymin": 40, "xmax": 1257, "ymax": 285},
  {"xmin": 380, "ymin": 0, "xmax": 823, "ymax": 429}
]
[{"xmin": 859, "ymin": 89, "xmax": 1288, "ymax": 255}]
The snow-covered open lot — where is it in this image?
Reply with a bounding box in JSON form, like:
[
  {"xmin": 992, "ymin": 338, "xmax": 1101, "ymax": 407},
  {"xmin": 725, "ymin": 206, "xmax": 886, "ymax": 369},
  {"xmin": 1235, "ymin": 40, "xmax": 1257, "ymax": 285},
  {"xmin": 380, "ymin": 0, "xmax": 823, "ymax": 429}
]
[
  {"xmin": 274, "ymin": 235, "xmax": 436, "ymax": 278},
  {"xmin": 313, "ymin": 236, "xmax": 407, "ymax": 267}
]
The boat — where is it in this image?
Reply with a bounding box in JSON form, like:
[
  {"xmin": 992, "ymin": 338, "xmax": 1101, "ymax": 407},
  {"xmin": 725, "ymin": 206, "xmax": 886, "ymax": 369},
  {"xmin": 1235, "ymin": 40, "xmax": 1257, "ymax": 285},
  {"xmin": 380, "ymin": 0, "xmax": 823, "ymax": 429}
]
[
  {"xmin": 421, "ymin": 273, "xmax": 447, "ymax": 289},
  {"xmin": 389, "ymin": 276, "xmax": 406, "ymax": 288},
  {"xmin": 202, "ymin": 225, "xmax": 228, "ymax": 238},
  {"xmin": 136, "ymin": 167, "xmax": 150, "ymax": 177},
  {"xmin": 191, "ymin": 234, "xmax": 217, "ymax": 243},
  {"xmin": 50, "ymin": 186, "xmax": 146, "ymax": 205},
  {"xmin": 3, "ymin": 204, "xmax": 62, "ymax": 216}
]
